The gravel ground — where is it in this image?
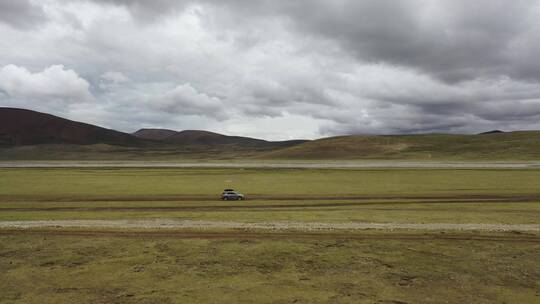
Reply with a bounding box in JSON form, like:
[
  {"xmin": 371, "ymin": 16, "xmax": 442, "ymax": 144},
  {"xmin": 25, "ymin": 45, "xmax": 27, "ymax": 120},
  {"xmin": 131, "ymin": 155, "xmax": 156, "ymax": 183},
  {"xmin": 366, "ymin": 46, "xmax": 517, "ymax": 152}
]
[{"xmin": 1, "ymin": 219, "xmax": 539, "ymax": 232}]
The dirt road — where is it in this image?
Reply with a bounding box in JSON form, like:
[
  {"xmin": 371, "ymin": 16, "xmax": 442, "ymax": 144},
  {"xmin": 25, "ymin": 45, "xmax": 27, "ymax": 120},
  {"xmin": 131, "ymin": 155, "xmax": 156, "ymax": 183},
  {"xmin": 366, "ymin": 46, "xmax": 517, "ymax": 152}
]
[
  {"xmin": 3, "ymin": 194, "xmax": 540, "ymax": 204},
  {"xmin": 1, "ymin": 229, "xmax": 539, "ymax": 243},
  {"xmin": 1, "ymin": 219, "xmax": 538, "ymax": 232}
]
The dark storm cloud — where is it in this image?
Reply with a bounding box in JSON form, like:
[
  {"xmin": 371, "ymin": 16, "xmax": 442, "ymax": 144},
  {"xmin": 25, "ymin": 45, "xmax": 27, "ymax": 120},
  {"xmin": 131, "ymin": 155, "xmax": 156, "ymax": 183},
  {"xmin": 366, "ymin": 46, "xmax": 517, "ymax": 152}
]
[
  {"xmin": 288, "ymin": 0, "xmax": 540, "ymax": 83},
  {"xmin": 203, "ymin": 0, "xmax": 540, "ymax": 83},
  {"xmin": 94, "ymin": 0, "xmax": 540, "ymax": 82},
  {"xmin": 0, "ymin": 0, "xmax": 46, "ymax": 28}
]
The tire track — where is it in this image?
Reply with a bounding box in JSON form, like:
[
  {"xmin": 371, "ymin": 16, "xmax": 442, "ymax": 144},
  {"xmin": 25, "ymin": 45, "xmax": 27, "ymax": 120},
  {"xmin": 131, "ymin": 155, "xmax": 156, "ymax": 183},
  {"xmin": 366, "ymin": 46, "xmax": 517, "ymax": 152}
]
[
  {"xmin": 1, "ymin": 229, "xmax": 539, "ymax": 243},
  {"xmin": 2, "ymin": 194, "xmax": 540, "ymax": 204},
  {"xmin": 2, "ymin": 196, "xmax": 540, "ymax": 213}
]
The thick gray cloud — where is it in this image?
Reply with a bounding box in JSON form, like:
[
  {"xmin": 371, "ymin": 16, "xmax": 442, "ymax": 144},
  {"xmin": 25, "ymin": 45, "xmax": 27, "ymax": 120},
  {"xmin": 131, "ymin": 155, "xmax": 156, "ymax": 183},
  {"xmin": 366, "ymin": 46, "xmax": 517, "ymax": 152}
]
[
  {"xmin": 1, "ymin": 0, "xmax": 540, "ymax": 139},
  {"xmin": 88, "ymin": 0, "xmax": 540, "ymax": 82},
  {"xmin": 278, "ymin": 0, "xmax": 540, "ymax": 82},
  {"xmin": 0, "ymin": 0, "xmax": 46, "ymax": 28}
]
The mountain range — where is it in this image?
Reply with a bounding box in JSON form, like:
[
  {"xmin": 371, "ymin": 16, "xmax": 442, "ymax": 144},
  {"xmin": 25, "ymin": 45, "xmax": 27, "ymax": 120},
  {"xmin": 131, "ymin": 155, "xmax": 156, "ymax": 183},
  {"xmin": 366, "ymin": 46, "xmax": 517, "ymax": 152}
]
[
  {"xmin": 2, "ymin": 107, "xmax": 540, "ymax": 161},
  {"xmin": 0, "ymin": 107, "xmax": 306, "ymax": 148}
]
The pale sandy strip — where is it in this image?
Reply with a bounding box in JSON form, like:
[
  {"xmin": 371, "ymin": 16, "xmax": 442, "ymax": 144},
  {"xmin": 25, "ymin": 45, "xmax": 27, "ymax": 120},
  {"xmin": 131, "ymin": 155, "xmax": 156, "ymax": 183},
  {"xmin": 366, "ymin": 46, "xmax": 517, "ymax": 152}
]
[{"xmin": 0, "ymin": 219, "xmax": 539, "ymax": 232}]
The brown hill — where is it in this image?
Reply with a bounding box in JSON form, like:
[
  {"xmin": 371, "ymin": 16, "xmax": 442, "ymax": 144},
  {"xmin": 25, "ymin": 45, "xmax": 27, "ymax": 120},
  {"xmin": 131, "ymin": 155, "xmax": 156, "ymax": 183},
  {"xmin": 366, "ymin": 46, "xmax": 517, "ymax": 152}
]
[
  {"xmin": 0, "ymin": 107, "xmax": 142, "ymax": 146},
  {"xmin": 166, "ymin": 130, "xmax": 268, "ymax": 146},
  {"xmin": 479, "ymin": 130, "xmax": 504, "ymax": 135},
  {"xmin": 133, "ymin": 128, "xmax": 308, "ymax": 148},
  {"xmin": 132, "ymin": 128, "xmax": 178, "ymax": 140}
]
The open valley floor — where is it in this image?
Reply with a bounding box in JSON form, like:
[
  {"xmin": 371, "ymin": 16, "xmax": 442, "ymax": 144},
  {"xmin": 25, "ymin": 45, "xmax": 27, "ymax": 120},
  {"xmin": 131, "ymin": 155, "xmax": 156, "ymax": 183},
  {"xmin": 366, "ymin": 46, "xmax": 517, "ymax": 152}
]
[{"xmin": 1, "ymin": 165, "xmax": 539, "ymax": 303}]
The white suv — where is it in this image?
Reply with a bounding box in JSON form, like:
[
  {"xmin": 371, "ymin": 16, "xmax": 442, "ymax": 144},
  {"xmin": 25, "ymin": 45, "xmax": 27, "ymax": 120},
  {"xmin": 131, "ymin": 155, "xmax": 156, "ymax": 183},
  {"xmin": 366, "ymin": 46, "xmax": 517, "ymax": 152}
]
[{"xmin": 220, "ymin": 189, "xmax": 245, "ymax": 200}]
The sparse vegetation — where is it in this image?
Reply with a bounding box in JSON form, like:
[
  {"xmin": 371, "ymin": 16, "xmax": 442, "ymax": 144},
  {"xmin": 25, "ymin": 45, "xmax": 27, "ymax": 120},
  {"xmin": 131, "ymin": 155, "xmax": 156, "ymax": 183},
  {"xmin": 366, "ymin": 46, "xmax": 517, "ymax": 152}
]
[
  {"xmin": 1, "ymin": 234, "xmax": 539, "ymax": 303},
  {"xmin": 1, "ymin": 167, "xmax": 539, "ymax": 303},
  {"xmin": 3, "ymin": 131, "xmax": 540, "ymax": 161},
  {"xmin": 261, "ymin": 132, "xmax": 540, "ymax": 160}
]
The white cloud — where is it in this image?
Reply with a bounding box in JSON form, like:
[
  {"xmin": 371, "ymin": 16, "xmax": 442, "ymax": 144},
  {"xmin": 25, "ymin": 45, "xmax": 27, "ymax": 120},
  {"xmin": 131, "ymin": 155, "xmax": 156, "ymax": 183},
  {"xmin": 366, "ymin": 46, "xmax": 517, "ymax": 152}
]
[
  {"xmin": 0, "ymin": 64, "xmax": 93, "ymax": 103},
  {"xmin": 153, "ymin": 83, "xmax": 226, "ymax": 119}
]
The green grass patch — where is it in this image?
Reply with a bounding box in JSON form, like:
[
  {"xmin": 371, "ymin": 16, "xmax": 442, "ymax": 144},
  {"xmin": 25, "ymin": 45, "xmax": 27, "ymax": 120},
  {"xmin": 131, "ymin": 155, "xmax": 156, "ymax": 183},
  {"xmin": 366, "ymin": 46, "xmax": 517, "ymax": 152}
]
[
  {"xmin": 2, "ymin": 168, "xmax": 540, "ymax": 199},
  {"xmin": 2, "ymin": 167, "xmax": 540, "ymax": 224}
]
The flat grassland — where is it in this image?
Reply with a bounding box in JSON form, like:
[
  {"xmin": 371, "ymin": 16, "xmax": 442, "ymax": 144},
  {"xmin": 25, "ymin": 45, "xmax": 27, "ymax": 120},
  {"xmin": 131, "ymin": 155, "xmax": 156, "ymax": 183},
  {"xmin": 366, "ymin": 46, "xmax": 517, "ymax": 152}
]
[
  {"xmin": 1, "ymin": 167, "xmax": 539, "ymax": 303},
  {"xmin": 3, "ymin": 167, "xmax": 540, "ymax": 198}
]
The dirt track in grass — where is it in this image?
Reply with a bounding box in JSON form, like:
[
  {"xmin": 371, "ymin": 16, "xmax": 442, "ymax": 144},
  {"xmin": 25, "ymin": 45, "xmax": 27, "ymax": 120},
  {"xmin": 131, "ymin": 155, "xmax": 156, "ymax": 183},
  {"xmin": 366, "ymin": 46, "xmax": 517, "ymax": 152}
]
[
  {"xmin": 3, "ymin": 201, "xmax": 540, "ymax": 213},
  {"xmin": 2, "ymin": 194, "xmax": 540, "ymax": 214},
  {"xmin": 1, "ymin": 228, "xmax": 539, "ymax": 243},
  {"xmin": 3, "ymin": 194, "xmax": 540, "ymax": 204}
]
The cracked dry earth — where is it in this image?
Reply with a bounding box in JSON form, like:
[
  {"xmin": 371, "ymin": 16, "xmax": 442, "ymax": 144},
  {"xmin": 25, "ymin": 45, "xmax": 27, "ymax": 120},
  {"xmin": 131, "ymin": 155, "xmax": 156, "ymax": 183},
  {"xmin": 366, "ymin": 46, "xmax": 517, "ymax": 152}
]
[{"xmin": 1, "ymin": 219, "xmax": 539, "ymax": 232}]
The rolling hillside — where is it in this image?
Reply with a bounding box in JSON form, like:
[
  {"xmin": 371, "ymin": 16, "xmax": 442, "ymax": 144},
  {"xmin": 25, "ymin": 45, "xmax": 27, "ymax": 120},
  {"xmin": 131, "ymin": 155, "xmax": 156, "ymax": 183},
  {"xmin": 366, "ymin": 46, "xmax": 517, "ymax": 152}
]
[
  {"xmin": 261, "ymin": 132, "xmax": 540, "ymax": 160},
  {"xmin": 2, "ymin": 107, "xmax": 540, "ymax": 160},
  {"xmin": 0, "ymin": 108, "xmax": 307, "ymax": 160},
  {"xmin": 0, "ymin": 107, "xmax": 142, "ymax": 146},
  {"xmin": 133, "ymin": 128, "xmax": 307, "ymax": 148}
]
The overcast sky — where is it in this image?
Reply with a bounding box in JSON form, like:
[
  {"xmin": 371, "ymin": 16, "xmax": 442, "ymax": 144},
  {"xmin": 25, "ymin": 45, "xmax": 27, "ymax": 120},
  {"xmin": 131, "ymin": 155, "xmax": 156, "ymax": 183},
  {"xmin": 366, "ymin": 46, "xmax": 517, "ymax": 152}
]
[{"xmin": 1, "ymin": 0, "xmax": 540, "ymax": 140}]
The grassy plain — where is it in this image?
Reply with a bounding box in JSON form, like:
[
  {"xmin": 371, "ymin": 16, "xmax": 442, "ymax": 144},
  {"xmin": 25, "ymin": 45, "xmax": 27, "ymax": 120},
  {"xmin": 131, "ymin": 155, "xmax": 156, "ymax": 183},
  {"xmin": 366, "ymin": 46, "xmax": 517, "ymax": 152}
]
[
  {"xmin": 2, "ymin": 167, "xmax": 540, "ymax": 198},
  {"xmin": 1, "ymin": 167, "xmax": 540, "ymax": 223},
  {"xmin": 1, "ymin": 167, "xmax": 540, "ymax": 303}
]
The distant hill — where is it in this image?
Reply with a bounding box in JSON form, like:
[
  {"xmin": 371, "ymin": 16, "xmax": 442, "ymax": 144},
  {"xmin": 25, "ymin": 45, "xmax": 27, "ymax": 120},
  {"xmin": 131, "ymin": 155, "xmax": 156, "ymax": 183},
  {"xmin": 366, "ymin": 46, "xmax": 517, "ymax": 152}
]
[
  {"xmin": 0, "ymin": 107, "xmax": 142, "ymax": 146},
  {"xmin": 261, "ymin": 132, "xmax": 540, "ymax": 160},
  {"xmin": 3, "ymin": 107, "xmax": 540, "ymax": 161},
  {"xmin": 132, "ymin": 128, "xmax": 178, "ymax": 141},
  {"xmin": 479, "ymin": 130, "xmax": 505, "ymax": 135},
  {"xmin": 166, "ymin": 130, "xmax": 269, "ymax": 146},
  {"xmin": 133, "ymin": 128, "xmax": 307, "ymax": 148},
  {"xmin": 0, "ymin": 107, "xmax": 306, "ymax": 153}
]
